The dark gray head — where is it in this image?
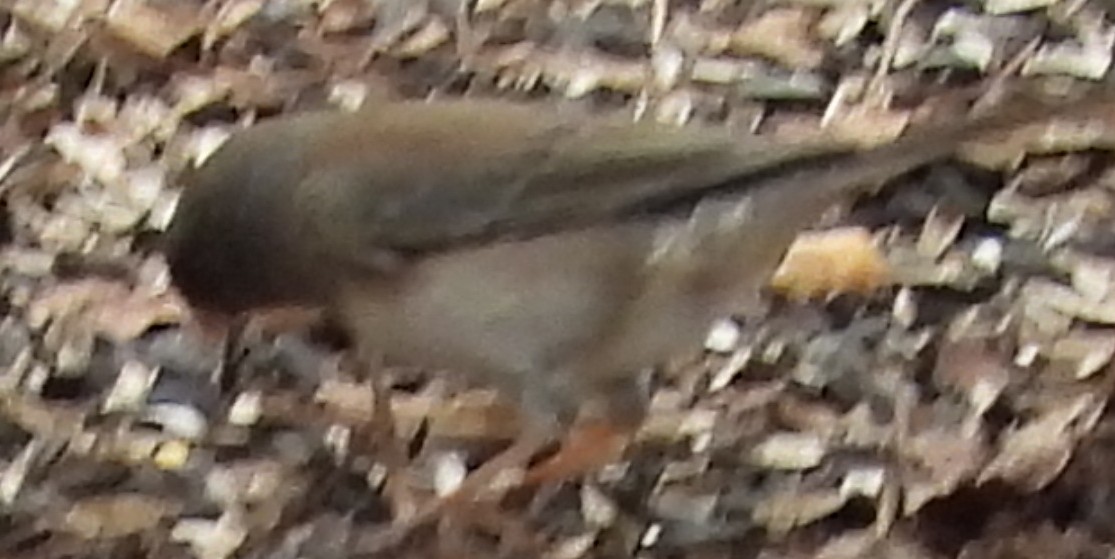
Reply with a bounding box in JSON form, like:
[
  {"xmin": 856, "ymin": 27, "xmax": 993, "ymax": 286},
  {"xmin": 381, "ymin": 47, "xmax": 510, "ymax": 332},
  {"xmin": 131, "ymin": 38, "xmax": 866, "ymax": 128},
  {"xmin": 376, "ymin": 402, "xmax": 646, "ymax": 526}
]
[{"xmin": 162, "ymin": 131, "xmax": 331, "ymax": 316}]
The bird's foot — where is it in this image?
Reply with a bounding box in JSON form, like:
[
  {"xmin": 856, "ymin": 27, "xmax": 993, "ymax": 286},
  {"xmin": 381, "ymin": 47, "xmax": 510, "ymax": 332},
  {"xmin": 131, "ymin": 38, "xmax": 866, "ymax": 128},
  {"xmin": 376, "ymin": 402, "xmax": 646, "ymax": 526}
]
[
  {"xmin": 433, "ymin": 497, "xmax": 544, "ymax": 557},
  {"xmin": 357, "ymin": 432, "xmax": 550, "ymax": 553},
  {"xmin": 523, "ymin": 419, "xmax": 629, "ymax": 485},
  {"xmin": 357, "ymin": 420, "xmax": 631, "ymax": 554}
]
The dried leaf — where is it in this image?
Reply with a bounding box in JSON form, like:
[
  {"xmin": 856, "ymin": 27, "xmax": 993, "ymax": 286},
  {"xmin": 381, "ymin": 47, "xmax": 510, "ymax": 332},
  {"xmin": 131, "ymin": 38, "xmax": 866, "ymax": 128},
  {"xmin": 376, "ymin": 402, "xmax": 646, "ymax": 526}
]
[
  {"xmin": 752, "ymin": 488, "xmax": 847, "ymax": 533},
  {"xmin": 729, "ymin": 8, "xmax": 824, "ymax": 69},
  {"xmin": 749, "ymin": 431, "xmax": 827, "ymax": 470},
  {"xmin": 771, "ymin": 227, "xmax": 893, "ymax": 300},
  {"xmin": 105, "ymin": 0, "xmax": 203, "ymax": 58},
  {"xmin": 61, "ymin": 493, "xmax": 181, "ymax": 539},
  {"xmin": 979, "ymin": 393, "xmax": 1105, "ymax": 491},
  {"xmin": 28, "ymin": 279, "xmax": 186, "ymax": 343},
  {"xmin": 172, "ymin": 512, "xmax": 248, "ymax": 559}
]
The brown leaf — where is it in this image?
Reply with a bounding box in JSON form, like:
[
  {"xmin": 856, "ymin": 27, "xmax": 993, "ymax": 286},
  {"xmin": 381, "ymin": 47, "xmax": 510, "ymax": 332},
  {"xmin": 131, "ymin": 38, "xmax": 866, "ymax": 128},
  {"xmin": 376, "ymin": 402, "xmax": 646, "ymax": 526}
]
[
  {"xmin": 771, "ymin": 226, "xmax": 893, "ymax": 300},
  {"xmin": 28, "ymin": 279, "xmax": 185, "ymax": 344},
  {"xmin": 979, "ymin": 393, "xmax": 1105, "ymax": 491},
  {"xmin": 729, "ymin": 8, "xmax": 824, "ymax": 69},
  {"xmin": 61, "ymin": 492, "xmax": 181, "ymax": 539},
  {"xmin": 105, "ymin": 0, "xmax": 203, "ymax": 59}
]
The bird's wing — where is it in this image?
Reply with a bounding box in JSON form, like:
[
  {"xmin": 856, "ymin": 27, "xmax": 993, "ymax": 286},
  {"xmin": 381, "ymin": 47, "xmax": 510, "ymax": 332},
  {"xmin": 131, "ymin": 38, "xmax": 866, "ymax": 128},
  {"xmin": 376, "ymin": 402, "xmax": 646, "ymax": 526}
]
[{"xmin": 296, "ymin": 99, "xmax": 853, "ymax": 258}]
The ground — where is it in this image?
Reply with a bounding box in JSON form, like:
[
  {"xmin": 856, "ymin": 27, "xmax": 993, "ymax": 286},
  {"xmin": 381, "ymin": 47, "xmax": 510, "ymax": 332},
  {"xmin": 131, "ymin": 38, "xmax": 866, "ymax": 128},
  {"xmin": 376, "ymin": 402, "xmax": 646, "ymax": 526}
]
[{"xmin": 0, "ymin": 0, "xmax": 1115, "ymax": 558}]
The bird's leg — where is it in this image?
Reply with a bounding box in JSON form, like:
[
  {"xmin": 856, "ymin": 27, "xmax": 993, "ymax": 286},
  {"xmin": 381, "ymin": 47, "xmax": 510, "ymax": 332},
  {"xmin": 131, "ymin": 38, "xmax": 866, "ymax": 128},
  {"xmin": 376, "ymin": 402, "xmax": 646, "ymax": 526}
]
[
  {"xmin": 355, "ymin": 350, "xmax": 423, "ymax": 521},
  {"xmin": 180, "ymin": 308, "xmax": 244, "ymax": 390},
  {"xmin": 204, "ymin": 307, "xmax": 325, "ymax": 390},
  {"xmin": 360, "ymin": 378, "xmax": 637, "ymax": 551},
  {"xmin": 215, "ymin": 319, "xmax": 241, "ymax": 389},
  {"xmin": 360, "ymin": 420, "xmax": 633, "ymax": 553}
]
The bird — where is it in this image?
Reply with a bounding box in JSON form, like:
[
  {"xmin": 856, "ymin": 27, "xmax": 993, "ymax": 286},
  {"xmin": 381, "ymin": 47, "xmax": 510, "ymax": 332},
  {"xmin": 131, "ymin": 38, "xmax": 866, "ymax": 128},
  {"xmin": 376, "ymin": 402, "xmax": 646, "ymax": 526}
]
[{"xmin": 161, "ymin": 86, "xmax": 1113, "ymax": 540}]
